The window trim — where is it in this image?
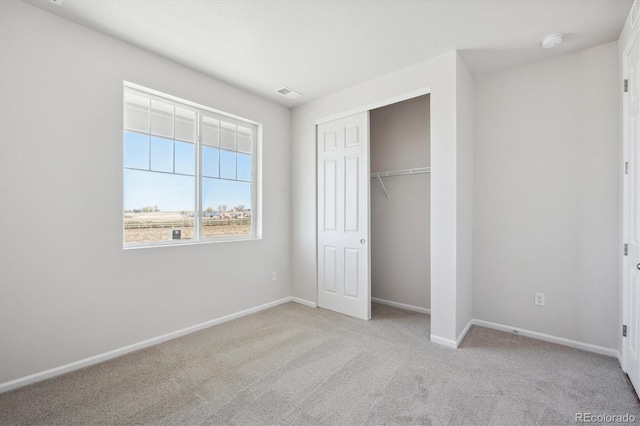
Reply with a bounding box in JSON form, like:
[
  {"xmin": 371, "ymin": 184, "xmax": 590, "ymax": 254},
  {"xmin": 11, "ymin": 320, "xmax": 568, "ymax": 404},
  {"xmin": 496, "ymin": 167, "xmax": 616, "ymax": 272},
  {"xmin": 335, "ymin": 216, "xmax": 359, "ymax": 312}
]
[{"xmin": 123, "ymin": 82, "xmax": 260, "ymax": 249}]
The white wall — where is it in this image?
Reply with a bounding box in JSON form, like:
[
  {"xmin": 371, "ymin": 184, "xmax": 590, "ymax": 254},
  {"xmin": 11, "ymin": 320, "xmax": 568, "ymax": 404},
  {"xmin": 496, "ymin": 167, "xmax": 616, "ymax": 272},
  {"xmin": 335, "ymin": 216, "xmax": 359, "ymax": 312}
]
[
  {"xmin": 291, "ymin": 52, "xmax": 474, "ymax": 345},
  {"xmin": 370, "ymin": 95, "xmax": 430, "ymax": 309},
  {"xmin": 455, "ymin": 56, "xmax": 475, "ymax": 337},
  {"xmin": 0, "ymin": 1, "xmax": 291, "ymax": 384},
  {"xmin": 473, "ymin": 42, "xmax": 621, "ymax": 350}
]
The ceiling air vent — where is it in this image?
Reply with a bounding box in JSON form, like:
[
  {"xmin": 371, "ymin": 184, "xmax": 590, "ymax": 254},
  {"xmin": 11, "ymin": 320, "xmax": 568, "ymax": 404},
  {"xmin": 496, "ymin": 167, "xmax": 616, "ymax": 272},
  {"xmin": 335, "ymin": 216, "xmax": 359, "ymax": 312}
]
[{"xmin": 276, "ymin": 86, "xmax": 302, "ymax": 100}]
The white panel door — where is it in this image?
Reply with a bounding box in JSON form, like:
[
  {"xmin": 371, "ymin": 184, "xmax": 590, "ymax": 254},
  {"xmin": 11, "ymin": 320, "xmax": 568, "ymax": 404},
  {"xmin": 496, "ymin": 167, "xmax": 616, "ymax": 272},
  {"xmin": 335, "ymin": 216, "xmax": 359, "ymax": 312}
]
[
  {"xmin": 317, "ymin": 112, "xmax": 370, "ymax": 320},
  {"xmin": 624, "ymin": 30, "xmax": 640, "ymax": 398}
]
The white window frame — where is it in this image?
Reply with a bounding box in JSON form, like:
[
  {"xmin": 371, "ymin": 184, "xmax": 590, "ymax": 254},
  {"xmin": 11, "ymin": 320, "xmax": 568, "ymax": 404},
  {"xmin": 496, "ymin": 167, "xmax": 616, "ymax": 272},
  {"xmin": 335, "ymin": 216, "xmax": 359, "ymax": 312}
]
[{"xmin": 123, "ymin": 82, "xmax": 260, "ymax": 249}]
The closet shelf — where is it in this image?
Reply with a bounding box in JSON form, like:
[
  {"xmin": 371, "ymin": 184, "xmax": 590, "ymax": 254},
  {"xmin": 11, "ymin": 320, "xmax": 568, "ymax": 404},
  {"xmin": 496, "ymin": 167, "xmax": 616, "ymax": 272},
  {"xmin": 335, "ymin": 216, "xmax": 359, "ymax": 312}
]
[
  {"xmin": 370, "ymin": 167, "xmax": 430, "ymax": 199},
  {"xmin": 370, "ymin": 167, "xmax": 431, "ymax": 178}
]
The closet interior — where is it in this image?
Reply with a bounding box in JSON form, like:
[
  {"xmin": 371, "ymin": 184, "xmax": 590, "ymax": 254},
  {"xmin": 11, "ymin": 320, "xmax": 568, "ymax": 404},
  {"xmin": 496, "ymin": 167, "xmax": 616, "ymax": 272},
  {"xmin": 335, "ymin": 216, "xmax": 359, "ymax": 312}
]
[{"xmin": 370, "ymin": 94, "xmax": 431, "ymax": 316}]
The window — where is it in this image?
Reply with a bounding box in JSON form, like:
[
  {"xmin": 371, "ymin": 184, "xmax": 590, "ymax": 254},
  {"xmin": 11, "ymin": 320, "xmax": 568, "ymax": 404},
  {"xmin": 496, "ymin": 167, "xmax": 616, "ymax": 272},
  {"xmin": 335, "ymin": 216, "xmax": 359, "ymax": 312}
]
[{"xmin": 123, "ymin": 84, "xmax": 257, "ymax": 247}]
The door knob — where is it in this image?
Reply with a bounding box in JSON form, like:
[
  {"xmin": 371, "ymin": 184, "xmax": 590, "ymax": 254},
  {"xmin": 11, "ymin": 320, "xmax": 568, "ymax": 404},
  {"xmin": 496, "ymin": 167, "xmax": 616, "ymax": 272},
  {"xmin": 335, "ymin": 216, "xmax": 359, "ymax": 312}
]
[
  {"xmin": 360, "ymin": 239, "xmax": 366, "ymax": 244},
  {"xmin": 637, "ymin": 263, "xmax": 640, "ymax": 271}
]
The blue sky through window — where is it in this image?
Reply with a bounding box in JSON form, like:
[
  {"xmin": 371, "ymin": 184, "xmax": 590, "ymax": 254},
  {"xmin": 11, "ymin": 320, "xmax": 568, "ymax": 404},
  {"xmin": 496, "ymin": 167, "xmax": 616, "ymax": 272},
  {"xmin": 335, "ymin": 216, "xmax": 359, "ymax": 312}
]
[
  {"xmin": 124, "ymin": 131, "xmax": 252, "ymax": 212},
  {"xmin": 202, "ymin": 146, "xmax": 219, "ymax": 177},
  {"xmin": 124, "ymin": 169, "xmax": 194, "ymax": 211},
  {"xmin": 202, "ymin": 178, "xmax": 251, "ymax": 211},
  {"xmin": 220, "ymin": 149, "xmax": 236, "ymax": 180},
  {"xmin": 237, "ymin": 153, "xmax": 251, "ymax": 181},
  {"xmin": 150, "ymin": 136, "xmax": 173, "ymax": 172},
  {"xmin": 175, "ymin": 141, "xmax": 195, "ymax": 175},
  {"xmin": 124, "ymin": 132, "xmax": 149, "ymax": 169}
]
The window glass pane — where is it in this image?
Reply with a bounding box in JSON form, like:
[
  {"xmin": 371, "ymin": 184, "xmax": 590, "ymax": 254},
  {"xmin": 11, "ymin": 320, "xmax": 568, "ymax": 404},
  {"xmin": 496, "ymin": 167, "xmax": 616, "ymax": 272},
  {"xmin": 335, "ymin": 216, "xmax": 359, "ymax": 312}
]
[
  {"xmin": 124, "ymin": 131, "xmax": 149, "ymax": 170},
  {"xmin": 202, "ymin": 116, "xmax": 219, "ymax": 147},
  {"xmin": 237, "ymin": 125, "xmax": 252, "ymax": 154},
  {"xmin": 202, "ymin": 178, "xmax": 251, "ymax": 238},
  {"xmin": 220, "ymin": 121, "xmax": 236, "ymax": 150},
  {"xmin": 202, "ymin": 146, "xmax": 219, "ymax": 178},
  {"xmin": 124, "ymin": 92, "xmax": 150, "ymax": 133},
  {"xmin": 220, "ymin": 149, "xmax": 236, "ymax": 179},
  {"xmin": 237, "ymin": 153, "xmax": 252, "ymax": 181},
  {"xmin": 150, "ymin": 136, "xmax": 173, "ymax": 173},
  {"xmin": 124, "ymin": 169, "xmax": 195, "ymax": 243},
  {"xmin": 175, "ymin": 107, "xmax": 196, "ymax": 142},
  {"xmin": 150, "ymin": 100, "xmax": 174, "ymax": 138},
  {"xmin": 123, "ymin": 85, "xmax": 258, "ymax": 246},
  {"xmin": 175, "ymin": 141, "xmax": 195, "ymax": 175}
]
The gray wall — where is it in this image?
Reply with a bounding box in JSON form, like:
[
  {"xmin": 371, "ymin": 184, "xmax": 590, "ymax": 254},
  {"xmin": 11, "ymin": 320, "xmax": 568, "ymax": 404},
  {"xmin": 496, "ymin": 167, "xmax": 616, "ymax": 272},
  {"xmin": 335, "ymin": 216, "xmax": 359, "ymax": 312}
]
[
  {"xmin": 473, "ymin": 41, "xmax": 620, "ymax": 350},
  {"xmin": 370, "ymin": 95, "xmax": 431, "ymax": 310},
  {"xmin": 0, "ymin": 1, "xmax": 291, "ymax": 383}
]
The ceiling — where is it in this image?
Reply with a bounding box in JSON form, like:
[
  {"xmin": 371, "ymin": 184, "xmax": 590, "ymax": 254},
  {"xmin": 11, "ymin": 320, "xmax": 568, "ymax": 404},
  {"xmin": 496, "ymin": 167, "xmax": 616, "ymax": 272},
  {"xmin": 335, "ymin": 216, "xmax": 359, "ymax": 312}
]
[{"xmin": 24, "ymin": 0, "xmax": 633, "ymax": 108}]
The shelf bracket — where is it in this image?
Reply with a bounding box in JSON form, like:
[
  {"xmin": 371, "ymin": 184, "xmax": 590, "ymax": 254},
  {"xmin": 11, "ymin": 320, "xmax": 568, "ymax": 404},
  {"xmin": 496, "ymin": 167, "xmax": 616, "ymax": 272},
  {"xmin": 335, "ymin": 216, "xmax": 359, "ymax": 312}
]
[{"xmin": 376, "ymin": 174, "xmax": 389, "ymax": 199}]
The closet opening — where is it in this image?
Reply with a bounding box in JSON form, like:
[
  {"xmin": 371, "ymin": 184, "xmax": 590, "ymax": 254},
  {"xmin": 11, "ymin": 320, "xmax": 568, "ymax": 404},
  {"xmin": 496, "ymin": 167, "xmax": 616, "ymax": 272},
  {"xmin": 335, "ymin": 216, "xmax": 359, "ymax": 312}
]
[
  {"xmin": 369, "ymin": 94, "xmax": 431, "ymax": 322},
  {"xmin": 315, "ymin": 90, "xmax": 430, "ymax": 323}
]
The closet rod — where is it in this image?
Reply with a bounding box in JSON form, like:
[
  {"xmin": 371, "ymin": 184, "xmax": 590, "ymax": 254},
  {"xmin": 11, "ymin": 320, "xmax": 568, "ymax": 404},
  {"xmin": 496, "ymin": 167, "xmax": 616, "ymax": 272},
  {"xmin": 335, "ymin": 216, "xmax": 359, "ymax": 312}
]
[
  {"xmin": 370, "ymin": 167, "xmax": 430, "ymax": 199},
  {"xmin": 370, "ymin": 166, "xmax": 431, "ymax": 179}
]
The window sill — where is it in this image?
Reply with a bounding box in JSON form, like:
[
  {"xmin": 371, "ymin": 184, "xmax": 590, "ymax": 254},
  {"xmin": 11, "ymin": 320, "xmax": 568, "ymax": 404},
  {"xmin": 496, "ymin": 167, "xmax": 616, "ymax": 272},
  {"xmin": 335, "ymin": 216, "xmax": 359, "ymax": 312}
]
[{"xmin": 123, "ymin": 234, "xmax": 260, "ymax": 250}]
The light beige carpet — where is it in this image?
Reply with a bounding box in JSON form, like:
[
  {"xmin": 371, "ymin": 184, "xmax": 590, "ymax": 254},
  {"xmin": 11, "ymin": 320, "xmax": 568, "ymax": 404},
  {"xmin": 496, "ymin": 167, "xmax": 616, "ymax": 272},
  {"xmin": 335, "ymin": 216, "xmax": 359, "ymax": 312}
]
[{"xmin": 0, "ymin": 302, "xmax": 638, "ymax": 425}]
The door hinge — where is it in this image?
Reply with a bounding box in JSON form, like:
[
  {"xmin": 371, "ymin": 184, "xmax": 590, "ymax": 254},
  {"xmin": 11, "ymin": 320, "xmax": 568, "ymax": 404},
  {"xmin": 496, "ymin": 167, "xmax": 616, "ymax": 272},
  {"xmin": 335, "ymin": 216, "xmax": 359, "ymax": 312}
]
[
  {"xmin": 624, "ymin": 244, "xmax": 629, "ymax": 256},
  {"xmin": 623, "ymin": 324, "xmax": 628, "ymax": 337},
  {"xmin": 625, "ymin": 162, "xmax": 629, "ymax": 174},
  {"xmin": 624, "ymin": 79, "xmax": 629, "ymax": 93}
]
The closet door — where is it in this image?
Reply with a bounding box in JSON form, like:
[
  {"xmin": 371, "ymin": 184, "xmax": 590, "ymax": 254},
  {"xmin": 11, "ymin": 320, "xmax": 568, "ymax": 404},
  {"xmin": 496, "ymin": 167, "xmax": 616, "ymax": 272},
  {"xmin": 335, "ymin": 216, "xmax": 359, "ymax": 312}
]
[{"xmin": 317, "ymin": 112, "xmax": 370, "ymax": 320}]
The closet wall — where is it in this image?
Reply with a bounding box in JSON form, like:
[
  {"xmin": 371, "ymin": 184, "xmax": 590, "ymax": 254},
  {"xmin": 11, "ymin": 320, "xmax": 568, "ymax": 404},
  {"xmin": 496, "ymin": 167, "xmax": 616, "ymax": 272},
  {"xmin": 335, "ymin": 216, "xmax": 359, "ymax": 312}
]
[{"xmin": 370, "ymin": 95, "xmax": 431, "ymax": 310}]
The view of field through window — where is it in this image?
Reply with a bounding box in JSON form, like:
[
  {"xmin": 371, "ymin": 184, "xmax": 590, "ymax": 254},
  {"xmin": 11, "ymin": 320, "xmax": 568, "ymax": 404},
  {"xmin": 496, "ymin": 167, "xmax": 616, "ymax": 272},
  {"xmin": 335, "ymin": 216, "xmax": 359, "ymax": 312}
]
[{"xmin": 123, "ymin": 90, "xmax": 254, "ymax": 245}]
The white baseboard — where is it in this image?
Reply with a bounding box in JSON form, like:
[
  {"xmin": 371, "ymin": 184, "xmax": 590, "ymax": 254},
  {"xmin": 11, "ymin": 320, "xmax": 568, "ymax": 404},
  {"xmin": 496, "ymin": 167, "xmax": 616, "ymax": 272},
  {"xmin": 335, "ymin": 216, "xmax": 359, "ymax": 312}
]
[
  {"xmin": 430, "ymin": 318, "xmax": 619, "ymax": 358},
  {"xmin": 456, "ymin": 319, "xmax": 474, "ymax": 347},
  {"xmin": 290, "ymin": 297, "xmax": 317, "ymax": 308},
  {"xmin": 430, "ymin": 319, "xmax": 473, "ymax": 349},
  {"xmin": 371, "ymin": 297, "xmax": 430, "ymax": 315},
  {"xmin": 430, "ymin": 334, "xmax": 457, "ymax": 348},
  {"xmin": 0, "ymin": 297, "xmax": 293, "ymax": 394},
  {"xmin": 472, "ymin": 319, "xmax": 621, "ymax": 359}
]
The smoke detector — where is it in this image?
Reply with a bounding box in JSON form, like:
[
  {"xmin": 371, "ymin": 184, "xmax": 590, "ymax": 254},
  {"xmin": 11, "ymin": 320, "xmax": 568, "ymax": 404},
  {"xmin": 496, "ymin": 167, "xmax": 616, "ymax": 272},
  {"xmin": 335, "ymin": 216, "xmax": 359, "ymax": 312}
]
[
  {"xmin": 541, "ymin": 34, "xmax": 563, "ymax": 49},
  {"xmin": 276, "ymin": 86, "xmax": 303, "ymax": 100}
]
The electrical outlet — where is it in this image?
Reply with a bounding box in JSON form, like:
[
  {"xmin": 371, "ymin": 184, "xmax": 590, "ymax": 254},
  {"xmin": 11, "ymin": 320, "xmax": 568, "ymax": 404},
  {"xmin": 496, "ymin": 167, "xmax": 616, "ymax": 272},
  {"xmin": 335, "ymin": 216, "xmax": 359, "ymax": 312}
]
[
  {"xmin": 272, "ymin": 271, "xmax": 278, "ymax": 281},
  {"xmin": 535, "ymin": 292, "xmax": 545, "ymax": 306}
]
